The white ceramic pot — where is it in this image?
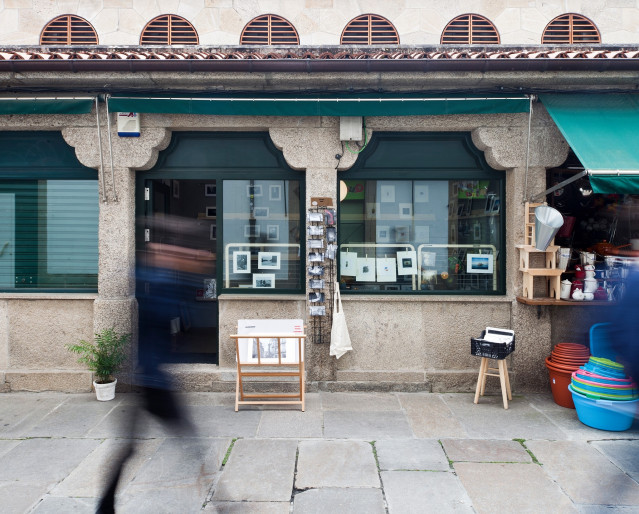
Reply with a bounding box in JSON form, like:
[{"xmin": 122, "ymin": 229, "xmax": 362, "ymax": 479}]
[
  {"xmin": 560, "ymin": 279, "xmax": 572, "ymax": 300},
  {"xmin": 584, "ymin": 277, "xmax": 598, "ymax": 294},
  {"xmin": 93, "ymin": 379, "xmax": 116, "ymax": 401}
]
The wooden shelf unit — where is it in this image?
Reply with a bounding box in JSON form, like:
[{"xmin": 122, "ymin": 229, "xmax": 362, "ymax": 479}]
[{"xmin": 231, "ymin": 333, "xmax": 305, "ymax": 412}]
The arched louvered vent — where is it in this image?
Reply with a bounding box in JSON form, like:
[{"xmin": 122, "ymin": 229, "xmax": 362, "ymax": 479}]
[
  {"xmin": 140, "ymin": 14, "xmax": 199, "ymax": 45},
  {"xmin": 340, "ymin": 14, "xmax": 399, "ymax": 45},
  {"xmin": 441, "ymin": 13, "xmax": 500, "ymax": 45},
  {"xmin": 40, "ymin": 15, "xmax": 98, "ymax": 45},
  {"xmin": 240, "ymin": 14, "xmax": 299, "ymax": 45},
  {"xmin": 542, "ymin": 13, "xmax": 601, "ymax": 44}
]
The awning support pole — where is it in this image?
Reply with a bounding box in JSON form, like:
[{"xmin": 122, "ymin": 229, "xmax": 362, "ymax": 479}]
[
  {"xmin": 105, "ymin": 95, "xmax": 118, "ymax": 202},
  {"xmin": 95, "ymin": 97, "xmax": 107, "ymax": 203},
  {"xmin": 523, "ymin": 95, "xmax": 534, "ymax": 204},
  {"xmin": 529, "ymin": 170, "xmax": 587, "ymax": 202}
]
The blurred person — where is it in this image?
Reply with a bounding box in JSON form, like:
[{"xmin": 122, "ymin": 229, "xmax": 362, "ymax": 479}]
[
  {"xmin": 610, "ymin": 263, "xmax": 639, "ymax": 385},
  {"xmin": 97, "ymin": 217, "xmax": 214, "ymax": 514}
]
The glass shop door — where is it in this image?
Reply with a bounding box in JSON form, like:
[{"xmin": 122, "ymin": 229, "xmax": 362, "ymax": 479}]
[{"xmin": 137, "ymin": 179, "xmax": 218, "ymax": 364}]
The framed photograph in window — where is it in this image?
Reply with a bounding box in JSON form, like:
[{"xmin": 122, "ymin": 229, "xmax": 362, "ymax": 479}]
[
  {"xmin": 414, "ymin": 226, "xmax": 429, "ymax": 243},
  {"xmin": 253, "ymin": 273, "xmax": 275, "ymax": 288},
  {"xmin": 376, "ymin": 226, "xmax": 390, "ymax": 243},
  {"xmin": 397, "ymin": 250, "xmax": 417, "ymax": 275},
  {"xmin": 258, "ymin": 252, "xmax": 281, "ymax": 270},
  {"xmin": 206, "ymin": 206, "xmax": 216, "ymax": 218},
  {"xmin": 376, "ymin": 257, "xmax": 397, "ymax": 282},
  {"xmin": 246, "ymin": 184, "xmax": 263, "ymax": 197},
  {"xmin": 210, "ymin": 224, "xmax": 216, "ymax": 240},
  {"xmin": 233, "ymin": 251, "xmax": 251, "ymax": 274},
  {"xmin": 266, "ymin": 225, "xmax": 279, "ymax": 241},
  {"xmin": 395, "ymin": 226, "xmax": 410, "ymax": 243},
  {"xmin": 340, "ymin": 251, "xmax": 357, "ymax": 276},
  {"xmin": 205, "ymin": 184, "xmax": 216, "ymax": 197},
  {"xmin": 467, "ymin": 254, "xmax": 493, "ymax": 274},
  {"xmin": 269, "ymin": 184, "xmax": 282, "ymax": 201},
  {"xmin": 244, "ymin": 225, "xmax": 260, "ymax": 238},
  {"xmin": 253, "ymin": 207, "xmax": 269, "ymax": 218},
  {"xmin": 356, "ymin": 257, "xmax": 376, "ymax": 282},
  {"xmin": 380, "ymin": 184, "xmax": 395, "ymax": 203},
  {"xmin": 414, "ymin": 184, "xmax": 429, "ymax": 203},
  {"xmin": 399, "ymin": 203, "xmax": 413, "ymax": 218}
]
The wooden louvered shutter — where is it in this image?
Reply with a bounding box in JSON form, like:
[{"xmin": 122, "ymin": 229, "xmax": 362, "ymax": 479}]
[
  {"xmin": 542, "ymin": 14, "xmax": 601, "ymax": 44},
  {"xmin": 341, "ymin": 14, "xmax": 399, "ymax": 45},
  {"xmin": 240, "ymin": 14, "xmax": 299, "ymax": 45},
  {"xmin": 40, "ymin": 15, "xmax": 98, "ymax": 45},
  {"xmin": 441, "ymin": 14, "xmax": 500, "ymax": 45},
  {"xmin": 140, "ymin": 14, "xmax": 199, "ymax": 45}
]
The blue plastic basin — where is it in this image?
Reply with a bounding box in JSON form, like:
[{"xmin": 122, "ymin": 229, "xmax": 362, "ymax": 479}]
[{"xmin": 569, "ymin": 385, "xmax": 639, "ymax": 431}]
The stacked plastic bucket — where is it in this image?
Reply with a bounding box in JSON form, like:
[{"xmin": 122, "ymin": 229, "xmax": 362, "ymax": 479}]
[
  {"xmin": 545, "ymin": 343, "xmax": 591, "ymax": 408},
  {"xmin": 569, "ymin": 357, "xmax": 639, "ymax": 431}
]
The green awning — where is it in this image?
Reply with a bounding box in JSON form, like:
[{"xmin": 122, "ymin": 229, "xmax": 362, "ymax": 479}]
[
  {"xmin": 540, "ymin": 94, "xmax": 639, "ymax": 194},
  {"xmin": 107, "ymin": 95, "xmax": 529, "ymax": 117},
  {"xmin": 0, "ymin": 97, "xmax": 94, "ymax": 115}
]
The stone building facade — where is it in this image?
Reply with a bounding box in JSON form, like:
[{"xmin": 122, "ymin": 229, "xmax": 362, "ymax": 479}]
[{"xmin": 0, "ymin": 1, "xmax": 635, "ymax": 393}]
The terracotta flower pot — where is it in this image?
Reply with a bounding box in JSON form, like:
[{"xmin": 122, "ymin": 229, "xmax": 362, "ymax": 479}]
[{"xmin": 545, "ymin": 358, "xmax": 575, "ymax": 408}]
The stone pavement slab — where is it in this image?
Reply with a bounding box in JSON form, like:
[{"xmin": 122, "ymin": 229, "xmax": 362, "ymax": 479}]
[
  {"xmin": 323, "ymin": 410, "xmax": 414, "ymax": 439},
  {"xmin": 296, "ymin": 440, "xmax": 380, "ymax": 489},
  {"xmin": 397, "ymin": 393, "xmax": 468, "ymax": 438},
  {"xmin": 203, "ymin": 502, "xmax": 290, "ymax": 513},
  {"xmin": 32, "ymin": 496, "xmax": 97, "ymax": 513},
  {"xmin": 213, "ymin": 439, "xmax": 297, "ymax": 502},
  {"xmin": 381, "ymin": 470, "xmax": 474, "ymax": 513},
  {"xmin": 441, "ymin": 438, "xmax": 531, "ymax": 463},
  {"xmin": 591, "ymin": 440, "xmax": 639, "ymax": 482},
  {"xmin": 257, "ymin": 410, "xmax": 323, "ymax": 438},
  {"xmin": 293, "ymin": 488, "xmax": 385, "ymax": 514},
  {"xmin": 0, "ymin": 393, "xmax": 66, "ymax": 437},
  {"xmin": 376, "ymin": 439, "xmax": 449, "ymax": 471},
  {"xmin": 320, "ymin": 391, "xmax": 402, "ymax": 411},
  {"xmin": 50, "ymin": 438, "xmax": 164, "ymax": 498},
  {"xmin": 0, "ymin": 439, "xmax": 20, "ymax": 458},
  {"xmin": 454, "ymin": 462, "xmax": 577, "ymax": 513},
  {"xmin": 441, "ymin": 393, "xmax": 566, "ymax": 440},
  {"xmin": 526, "ymin": 440, "xmax": 639, "ymax": 506},
  {"xmin": 0, "ymin": 482, "xmax": 54, "ymax": 514}
]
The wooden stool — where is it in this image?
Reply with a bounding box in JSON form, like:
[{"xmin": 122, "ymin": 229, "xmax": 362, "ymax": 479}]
[{"xmin": 474, "ymin": 357, "xmax": 512, "ymax": 409}]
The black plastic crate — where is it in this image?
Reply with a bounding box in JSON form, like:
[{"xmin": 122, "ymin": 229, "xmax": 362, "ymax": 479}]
[{"xmin": 471, "ymin": 330, "xmax": 515, "ymax": 360}]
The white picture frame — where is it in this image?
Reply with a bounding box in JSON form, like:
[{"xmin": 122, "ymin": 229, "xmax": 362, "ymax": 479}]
[
  {"xmin": 253, "ymin": 207, "xmax": 269, "ymax": 218},
  {"xmin": 233, "ymin": 251, "xmax": 251, "ymax": 274},
  {"xmin": 399, "ymin": 203, "xmax": 413, "ymax": 218},
  {"xmin": 397, "ymin": 250, "xmax": 417, "ymax": 275},
  {"xmin": 246, "ymin": 184, "xmax": 263, "ymax": 197},
  {"xmin": 356, "ymin": 257, "xmax": 376, "ymax": 282},
  {"xmin": 414, "ymin": 225, "xmax": 430, "ymax": 243},
  {"xmin": 340, "ymin": 251, "xmax": 358, "ymax": 276},
  {"xmin": 269, "ymin": 184, "xmax": 282, "ymax": 201},
  {"xmin": 244, "ymin": 225, "xmax": 260, "ymax": 238},
  {"xmin": 467, "ymin": 254, "xmax": 494, "ymax": 274},
  {"xmin": 266, "ymin": 225, "xmax": 279, "ymax": 241},
  {"xmin": 376, "ymin": 257, "xmax": 397, "ymax": 282},
  {"xmin": 380, "ymin": 184, "xmax": 395, "ymax": 203},
  {"xmin": 376, "ymin": 226, "xmax": 390, "ymax": 243},
  {"xmin": 209, "ymin": 224, "xmax": 216, "ymax": 240},
  {"xmin": 414, "ymin": 184, "xmax": 429, "ymax": 203},
  {"xmin": 253, "ymin": 273, "xmax": 275, "ymax": 288},
  {"xmin": 258, "ymin": 252, "xmax": 281, "ymax": 270},
  {"xmin": 205, "ymin": 183, "xmax": 216, "ymax": 197},
  {"xmin": 206, "ymin": 206, "xmax": 216, "ymax": 218}
]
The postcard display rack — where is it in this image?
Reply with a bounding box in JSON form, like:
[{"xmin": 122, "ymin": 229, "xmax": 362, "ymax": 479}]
[{"xmin": 307, "ymin": 199, "xmax": 337, "ymax": 345}]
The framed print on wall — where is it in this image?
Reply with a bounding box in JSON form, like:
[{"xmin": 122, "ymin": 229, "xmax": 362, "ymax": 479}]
[
  {"xmin": 356, "ymin": 257, "xmax": 376, "ymax": 282},
  {"xmin": 205, "ymin": 183, "xmax": 216, "ymax": 197},
  {"xmin": 210, "ymin": 224, "xmax": 216, "ymax": 240},
  {"xmin": 376, "ymin": 226, "xmax": 390, "ymax": 243},
  {"xmin": 233, "ymin": 251, "xmax": 251, "ymax": 274},
  {"xmin": 399, "ymin": 203, "xmax": 413, "ymax": 218},
  {"xmin": 269, "ymin": 184, "xmax": 282, "ymax": 201},
  {"xmin": 253, "ymin": 207, "xmax": 269, "ymax": 218},
  {"xmin": 340, "ymin": 251, "xmax": 358, "ymax": 276},
  {"xmin": 376, "ymin": 257, "xmax": 397, "ymax": 282},
  {"xmin": 397, "ymin": 250, "xmax": 417, "ymax": 275},
  {"xmin": 258, "ymin": 252, "xmax": 281, "ymax": 270},
  {"xmin": 253, "ymin": 273, "xmax": 275, "ymax": 288},
  {"xmin": 246, "ymin": 184, "xmax": 263, "ymax": 197},
  {"xmin": 206, "ymin": 206, "xmax": 216, "ymax": 218},
  {"xmin": 244, "ymin": 225, "xmax": 260, "ymax": 238},
  {"xmin": 266, "ymin": 225, "xmax": 279, "ymax": 241},
  {"xmin": 380, "ymin": 184, "xmax": 395, "ymax": 203},
  {"xmin": 466, "ymin": 254, "xmax": 493, "ymax": 274}
]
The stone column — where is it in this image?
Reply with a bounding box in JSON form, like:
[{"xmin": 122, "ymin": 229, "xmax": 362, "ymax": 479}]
[
  {"xmin": 270, "ymin": 120, "xmax": 360, "ymax": 381},
  {"xmin": 63, "ymin": 111, "xmax": 170, "ymax": 382},
  {"xmin": 472, "ymin": 105, "xmax": 570, "ymax": 391}
]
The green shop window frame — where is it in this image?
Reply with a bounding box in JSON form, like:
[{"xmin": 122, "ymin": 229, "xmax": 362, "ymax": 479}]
[
  {"xmin": 0, "ymin": 131, "xmax": 99, "ymax": 292},
  {"xmin": 337, "ymin": 132, "xmax": 506, "ymax": 295},
  {"xmin": 137, "ymin": 132, "xmax": 305, "ymax": 295}
]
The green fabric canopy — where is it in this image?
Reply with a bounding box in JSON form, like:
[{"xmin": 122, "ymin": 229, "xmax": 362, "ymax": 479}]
[
  {"xmin": 540, "ymin": 94, "xmax": 639, "ymax": 194},
  {"xmin": 0, "ymin": 98, "xmax": 94, "ymax": 115},
  {"xmin": 107, "ymin": 95, "xmax": 529, "ymax": 117}
]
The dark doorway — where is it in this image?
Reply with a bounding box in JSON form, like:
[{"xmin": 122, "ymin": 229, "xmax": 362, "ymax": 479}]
[{"xmin": 137, "ymin": 179, "xmax": 218, "ymax": 364}]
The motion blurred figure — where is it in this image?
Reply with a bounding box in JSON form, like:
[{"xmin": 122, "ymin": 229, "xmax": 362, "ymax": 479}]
[
  {"xmin": 610, "ymin": 265, "xmax": 639, "ymax": 386},
  {"xmin": 97, "ymin": 216, "xmax": 214, "ymax": 513}
]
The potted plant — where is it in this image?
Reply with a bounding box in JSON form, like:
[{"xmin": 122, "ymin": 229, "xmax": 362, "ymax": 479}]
[{"xmin": 67, "ymin": 328, "xmax": 130, "ymax": 401}]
